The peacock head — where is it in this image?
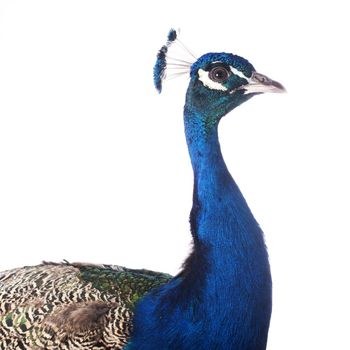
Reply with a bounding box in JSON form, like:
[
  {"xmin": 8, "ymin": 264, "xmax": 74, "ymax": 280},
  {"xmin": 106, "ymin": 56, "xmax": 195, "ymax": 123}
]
[
  {"xmin": 187, "ymin": 52, "xmax": 285, "ymax": 118},
  {"xmin": 154, "ymin": 29, "xmax": 285, "ymax": 120}
]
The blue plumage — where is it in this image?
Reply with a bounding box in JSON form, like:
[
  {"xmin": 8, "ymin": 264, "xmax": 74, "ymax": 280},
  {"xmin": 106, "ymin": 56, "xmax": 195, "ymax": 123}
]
[{"xmin": 127, "ymin": 31, "xmax": 285, "ymax": 350}]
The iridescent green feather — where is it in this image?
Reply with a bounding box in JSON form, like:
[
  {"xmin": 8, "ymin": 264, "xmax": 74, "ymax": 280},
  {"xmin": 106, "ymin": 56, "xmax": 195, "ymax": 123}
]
[{"xmin": 79, "ymin": 265, "xmax": 172, "ymax": 309}]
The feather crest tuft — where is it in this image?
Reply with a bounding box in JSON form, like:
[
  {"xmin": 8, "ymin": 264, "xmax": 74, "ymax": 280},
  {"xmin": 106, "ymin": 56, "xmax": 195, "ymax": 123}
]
[{"xmin": 154, "ymin": 29, "xmax": 196, "ymax": 93}]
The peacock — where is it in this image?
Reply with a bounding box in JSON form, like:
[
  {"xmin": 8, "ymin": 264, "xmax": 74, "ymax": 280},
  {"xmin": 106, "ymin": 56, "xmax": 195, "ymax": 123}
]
[{"xmin": 0, "ymin": 29, "xmax": 285, "ymax": 350}]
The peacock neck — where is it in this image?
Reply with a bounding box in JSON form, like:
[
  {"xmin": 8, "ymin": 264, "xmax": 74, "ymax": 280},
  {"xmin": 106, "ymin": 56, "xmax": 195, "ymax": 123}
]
[
  {"xmin": 184, "ymin": 105, "xmax": 260, "ymax": 247},
  {"xmin": 179, "ymin": 105, "xmax": 272, "ymax": 348},
  {"xmin": 184, "ymin": 109, "xmax": 229, "ymax": 195}
]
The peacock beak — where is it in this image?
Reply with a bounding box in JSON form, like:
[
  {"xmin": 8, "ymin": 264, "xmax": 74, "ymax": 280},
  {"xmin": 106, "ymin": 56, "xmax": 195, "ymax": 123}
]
[{"xmin": 243, "ymin": 72, "xmax": 286, "ymax": 94}]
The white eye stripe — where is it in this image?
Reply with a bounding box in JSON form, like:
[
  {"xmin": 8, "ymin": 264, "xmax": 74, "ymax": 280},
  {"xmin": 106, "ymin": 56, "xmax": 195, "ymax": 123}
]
[
  {"xmin": 230, "ymin": 66, "xmax": 250, "ymax": 80},
  {"xmin": 198, "ymin": 69, "xmax": 228, "ymax": 91}
]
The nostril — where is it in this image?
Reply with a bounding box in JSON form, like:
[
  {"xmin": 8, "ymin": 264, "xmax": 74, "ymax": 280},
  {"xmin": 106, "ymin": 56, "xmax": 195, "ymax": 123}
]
[
  {"xmin": 259, "ymin": 75, "xmax": 271, "ymax": 84},
  {"xmin": 252, "ymin": 72, "xmax": 272, "ymax": 85}
]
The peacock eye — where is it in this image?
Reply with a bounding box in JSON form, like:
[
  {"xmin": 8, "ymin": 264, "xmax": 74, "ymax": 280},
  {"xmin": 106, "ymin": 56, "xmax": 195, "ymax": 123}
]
[{"xmin": 208, "ymin": 66, "xmax": 230, "ymax": 83}]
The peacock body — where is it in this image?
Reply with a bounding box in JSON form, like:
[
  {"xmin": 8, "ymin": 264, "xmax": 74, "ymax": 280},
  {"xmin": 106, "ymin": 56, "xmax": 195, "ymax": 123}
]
[{"xmin": 0, "ymin": 30, "xmax": 284, "ymax": 350}]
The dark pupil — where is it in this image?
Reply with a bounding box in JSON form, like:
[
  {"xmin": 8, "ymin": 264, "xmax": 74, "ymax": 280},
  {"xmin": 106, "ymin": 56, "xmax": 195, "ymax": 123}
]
[{"xmin": 215, "ymin": 69, "xmax": 225, "ymax": 79}]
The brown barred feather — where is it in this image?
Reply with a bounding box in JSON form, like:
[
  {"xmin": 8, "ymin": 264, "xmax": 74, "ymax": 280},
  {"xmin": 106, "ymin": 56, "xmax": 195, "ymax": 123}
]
[{"xmin": 0, "ymin": 262, "xmax": 171, "ymax": 349}]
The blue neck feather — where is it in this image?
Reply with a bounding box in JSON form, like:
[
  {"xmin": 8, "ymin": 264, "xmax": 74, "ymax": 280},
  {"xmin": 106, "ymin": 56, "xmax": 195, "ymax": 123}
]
[{"xmin": 126, "ymin": 97, "xmax": 272, "ymax": 350}]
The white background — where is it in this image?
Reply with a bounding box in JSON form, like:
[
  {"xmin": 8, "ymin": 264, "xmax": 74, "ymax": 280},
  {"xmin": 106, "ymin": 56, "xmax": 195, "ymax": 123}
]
[{"xmin": 0, "ymin": 1, "xmax": 349, "ymax": 349}]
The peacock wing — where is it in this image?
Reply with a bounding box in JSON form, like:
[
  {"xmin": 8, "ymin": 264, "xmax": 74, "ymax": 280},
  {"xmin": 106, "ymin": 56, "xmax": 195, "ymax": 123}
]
[{"xmin": 0, "ymin": 262, "xmax": 172, "ymax": 349}]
